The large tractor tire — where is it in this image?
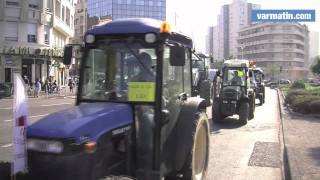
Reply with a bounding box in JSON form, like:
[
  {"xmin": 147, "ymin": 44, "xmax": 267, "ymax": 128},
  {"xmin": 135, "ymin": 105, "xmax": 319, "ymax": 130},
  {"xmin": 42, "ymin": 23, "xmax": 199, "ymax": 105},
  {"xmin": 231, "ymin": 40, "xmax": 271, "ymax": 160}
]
[
  {"xmin": 259, "ymin": 95, "xmax": 263, "ymax": 106},
  {"xmin": 212, "ymin": 100, "xmax": 222, "ymax": 123},
  {"xmin": 199, "ymin": 80, "xmax": 212, "ymax": 106},
  {"xmin": 181, "ymin": 112, "xmax": 210, "ymax": 180},
  {"xmin": 239, "ymin": 102, "xmax": 249, "ymax": 125},
  {"xmin": 249, "ymin": 95, "xmax": 255, "ymax": 120}
]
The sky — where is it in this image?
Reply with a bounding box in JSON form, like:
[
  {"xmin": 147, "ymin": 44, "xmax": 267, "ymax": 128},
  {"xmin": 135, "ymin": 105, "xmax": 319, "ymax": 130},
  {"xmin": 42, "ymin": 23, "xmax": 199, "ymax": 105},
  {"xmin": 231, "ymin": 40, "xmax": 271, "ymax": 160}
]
[{"xmin": 167, "ymin": 0, "xmax": 320, "ymax": 52}]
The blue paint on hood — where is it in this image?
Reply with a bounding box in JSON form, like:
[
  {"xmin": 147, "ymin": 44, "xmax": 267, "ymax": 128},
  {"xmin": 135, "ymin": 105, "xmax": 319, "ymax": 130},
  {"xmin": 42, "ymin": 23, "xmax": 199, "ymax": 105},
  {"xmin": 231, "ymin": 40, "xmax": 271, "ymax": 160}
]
[{"xmin": 27, "ymin": 103, "xmax": 133, "ymax": 143}]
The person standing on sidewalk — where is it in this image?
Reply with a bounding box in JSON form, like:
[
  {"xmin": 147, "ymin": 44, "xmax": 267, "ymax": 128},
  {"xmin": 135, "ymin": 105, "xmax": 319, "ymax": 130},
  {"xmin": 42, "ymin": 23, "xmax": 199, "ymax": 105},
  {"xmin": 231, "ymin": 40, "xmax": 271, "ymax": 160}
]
[
  {"xmin": 34, "ymin": 78, "xmax": 41, "ymax": 98},
  {"xmin": 68, "ymin": 79, "xmax": 74, "ymax": 93}
]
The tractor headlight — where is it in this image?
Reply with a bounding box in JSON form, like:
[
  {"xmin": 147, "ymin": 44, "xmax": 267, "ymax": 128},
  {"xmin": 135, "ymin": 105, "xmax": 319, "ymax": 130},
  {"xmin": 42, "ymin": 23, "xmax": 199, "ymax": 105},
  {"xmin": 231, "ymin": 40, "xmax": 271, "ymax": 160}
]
[
  {"xmin": 85, "ymin": 34, "xmax": 95, "ymax": 43},
  {"xmin": 27, "ymin": 139, "xmax": 64, "ymax": 154},
  {"xmin": 145, "ymin": 33, "xmax": 157, "ymax": 43}
]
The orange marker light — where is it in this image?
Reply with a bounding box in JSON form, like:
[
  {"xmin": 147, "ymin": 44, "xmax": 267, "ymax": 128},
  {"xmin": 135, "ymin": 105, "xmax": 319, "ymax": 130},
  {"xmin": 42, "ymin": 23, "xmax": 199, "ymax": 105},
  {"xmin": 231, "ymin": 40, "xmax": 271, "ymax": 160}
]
[
  {"xmin": 160, "ymin": 21, "xmax": 171, "ymax": 33},
  {"xmin": 84, "ymin": 141, "xmax": 97, "ymax": 153}
]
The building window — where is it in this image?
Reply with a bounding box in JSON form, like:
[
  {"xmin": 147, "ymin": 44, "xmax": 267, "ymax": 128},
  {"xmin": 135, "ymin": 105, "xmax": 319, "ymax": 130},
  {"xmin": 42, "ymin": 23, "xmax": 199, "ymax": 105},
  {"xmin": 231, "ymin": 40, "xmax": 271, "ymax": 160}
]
[
  {"xmin": 55, "ymin": 1, "xmax": 61, "ymax": 18},
  {"xmin": 27, "ymin": 23, "xmax": 37, "ymax": 43},
  {"xmin": 75, "ymin": 18, "xmax": 79, "ymax": 25},
  {"xmin": 6, "ymin": 1, "xmax": 19, "ymax": 6},
  {"xmin": 80, "ymin": 16, "xmax": 84, "ymax": 24},
  {"xmin": 46, "ymin": 0, "xmax": 53, "ymax": 12},
  {"xmin": 66, "ymin": 7, "xmax": 70, "ymax": 26},
  {"xmin": 28, "ymin": 35, "xmax": 37, "ymax": 42},
  {"xmin": 44, "ymin": 25, "xmax": 50, "ymax": 44},
  {"xmin": 5, "ymin": 21, "xmax": 18, "ymax": 42},
  {"xmin": 29, "ymin": 0, "xmax": 39, "ymax": 9},
  {"xmin": 62, "ymin": 6, "xmax": 65, "ymax": 21}
]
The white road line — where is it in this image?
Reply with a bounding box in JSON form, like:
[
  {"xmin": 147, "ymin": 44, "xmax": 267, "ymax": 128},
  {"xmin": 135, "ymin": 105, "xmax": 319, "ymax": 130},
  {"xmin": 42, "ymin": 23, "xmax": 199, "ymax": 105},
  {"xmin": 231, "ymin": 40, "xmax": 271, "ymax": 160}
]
[
  {"xmin": 40, "ymin": 103, "xmax": 72, "ymax": 107},
  {"xmin": 1, "ymin": 143, "xmax": 12, "ymax": 148},
  {"xmin": 3, "ymin": 114, "xmax": 49, "ymax": 122}
]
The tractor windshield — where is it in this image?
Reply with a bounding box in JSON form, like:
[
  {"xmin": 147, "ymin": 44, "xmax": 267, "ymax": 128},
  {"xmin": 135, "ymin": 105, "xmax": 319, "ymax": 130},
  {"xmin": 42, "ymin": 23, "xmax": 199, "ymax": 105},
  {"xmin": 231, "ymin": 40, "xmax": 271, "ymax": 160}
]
[
  {"xmin": 80, "ymin": 41, "xmax": 157, "ymax": 102},
  {"xmin": 223, "ymin": 67, "xmax": 246, "ymax": 86}
]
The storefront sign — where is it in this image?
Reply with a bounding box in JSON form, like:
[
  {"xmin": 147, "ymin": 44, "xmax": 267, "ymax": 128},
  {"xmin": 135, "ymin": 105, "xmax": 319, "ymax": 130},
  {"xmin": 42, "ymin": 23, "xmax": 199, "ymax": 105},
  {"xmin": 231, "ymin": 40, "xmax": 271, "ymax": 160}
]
[{"xmin": 0, "ymin": 46, "xmax": 64, "ymax": 58}]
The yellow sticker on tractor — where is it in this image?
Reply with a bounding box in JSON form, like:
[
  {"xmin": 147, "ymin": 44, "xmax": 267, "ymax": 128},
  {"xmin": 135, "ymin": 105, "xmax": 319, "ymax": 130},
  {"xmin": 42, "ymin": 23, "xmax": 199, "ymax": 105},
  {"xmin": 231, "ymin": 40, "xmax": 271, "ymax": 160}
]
[{"xmin": 128, "ymin": 82, "xmax": 155, "ymax": 102}]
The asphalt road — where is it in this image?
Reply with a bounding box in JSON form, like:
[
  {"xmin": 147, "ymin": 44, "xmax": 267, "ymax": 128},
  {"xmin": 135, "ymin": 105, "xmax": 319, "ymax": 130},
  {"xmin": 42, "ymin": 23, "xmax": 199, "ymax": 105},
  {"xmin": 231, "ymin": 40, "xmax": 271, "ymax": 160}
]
[
  {"xmin": 0, "ymin": 97, "xmax": 75, "ymax": 162},
  {"xmin": 207, "ymin": 87, "xmax": 282, "ymax": 180},
  {"xmin": 0, "ymin": 88, "xmax": 282, "ymax": 179}
]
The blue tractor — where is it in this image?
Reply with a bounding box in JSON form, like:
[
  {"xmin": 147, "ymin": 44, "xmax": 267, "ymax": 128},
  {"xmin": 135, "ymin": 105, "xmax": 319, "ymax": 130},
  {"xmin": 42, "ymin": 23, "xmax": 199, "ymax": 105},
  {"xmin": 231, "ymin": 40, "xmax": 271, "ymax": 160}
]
[{"xmin": 26, "ymin": 18, "xmax": 210, "ymax": 180}]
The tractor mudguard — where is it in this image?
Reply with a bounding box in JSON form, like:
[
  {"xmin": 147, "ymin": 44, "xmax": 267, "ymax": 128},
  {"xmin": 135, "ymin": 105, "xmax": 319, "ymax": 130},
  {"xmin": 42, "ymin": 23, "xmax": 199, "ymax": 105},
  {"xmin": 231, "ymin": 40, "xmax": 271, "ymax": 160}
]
[{"xmin": 167, "ymin": 97, "xmax": 207, "ymax": 172}]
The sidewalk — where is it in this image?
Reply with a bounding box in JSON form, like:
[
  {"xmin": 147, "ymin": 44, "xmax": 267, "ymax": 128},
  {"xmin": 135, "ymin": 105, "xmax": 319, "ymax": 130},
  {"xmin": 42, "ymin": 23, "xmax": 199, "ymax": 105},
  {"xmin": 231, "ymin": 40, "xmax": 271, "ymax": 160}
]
[
  {"xmin": 2, "ymin": 88, "xmax": 77, "ymax": 100},
  {"xmin": 278, "ymin": 90, "xmax": 320, "ymax": 180}
]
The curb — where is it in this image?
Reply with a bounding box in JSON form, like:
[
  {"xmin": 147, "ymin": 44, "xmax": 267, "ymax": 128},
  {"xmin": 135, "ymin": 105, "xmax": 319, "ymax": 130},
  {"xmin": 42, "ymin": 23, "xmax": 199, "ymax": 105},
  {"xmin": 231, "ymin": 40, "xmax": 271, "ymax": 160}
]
[{"xmin": 276, "ymin": 89, "xmax": 291, "ymax": 180}]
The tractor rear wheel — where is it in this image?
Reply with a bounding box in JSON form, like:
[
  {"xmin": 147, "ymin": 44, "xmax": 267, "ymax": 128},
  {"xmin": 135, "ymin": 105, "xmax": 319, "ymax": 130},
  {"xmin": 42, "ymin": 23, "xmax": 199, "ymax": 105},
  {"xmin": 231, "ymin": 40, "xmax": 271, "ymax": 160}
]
[
  {"xmin": 239, "ymin": 102, "xmax": 249, "ymax": 125},
  {"xmin": 212, "ymin": 100, "xmax": 222, "ymax": 123},
  {"xmin": 200, "ymin": 80, "xmax": 212, "ymax": 106},
  {"xmin": 181, "ymin": 112, "xmax": 210, "ymax": 180}
]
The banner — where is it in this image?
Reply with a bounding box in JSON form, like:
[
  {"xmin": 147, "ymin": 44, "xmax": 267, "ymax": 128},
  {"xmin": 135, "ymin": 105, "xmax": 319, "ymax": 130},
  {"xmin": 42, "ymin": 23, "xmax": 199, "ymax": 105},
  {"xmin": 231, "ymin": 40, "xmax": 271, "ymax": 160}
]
[{"xmin": 12, "ymin": 74, "xmax": 29, "ymax": 175}]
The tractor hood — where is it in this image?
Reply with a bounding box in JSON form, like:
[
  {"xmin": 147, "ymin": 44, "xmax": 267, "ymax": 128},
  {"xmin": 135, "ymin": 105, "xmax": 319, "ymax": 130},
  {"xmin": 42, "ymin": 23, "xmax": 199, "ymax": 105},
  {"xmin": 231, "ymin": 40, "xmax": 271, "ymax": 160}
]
[{"xmin": 27, "ymin": 103, "xmax": 133, "ymax": 143}]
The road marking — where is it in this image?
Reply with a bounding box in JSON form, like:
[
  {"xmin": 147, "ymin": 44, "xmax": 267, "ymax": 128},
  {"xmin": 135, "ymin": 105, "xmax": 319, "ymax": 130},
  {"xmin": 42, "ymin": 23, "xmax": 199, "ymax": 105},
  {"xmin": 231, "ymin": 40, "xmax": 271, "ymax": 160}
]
[
  {"xmin": 40, "ymin": 103, "xmax": 72, "ymax": 107},
  {"xmin": 3, "ymin": 114, "xmax": 49, "ymax": 122},
  {"xmin": 1, "ymin": 143, "xmax": 12, "ymax": 148}
]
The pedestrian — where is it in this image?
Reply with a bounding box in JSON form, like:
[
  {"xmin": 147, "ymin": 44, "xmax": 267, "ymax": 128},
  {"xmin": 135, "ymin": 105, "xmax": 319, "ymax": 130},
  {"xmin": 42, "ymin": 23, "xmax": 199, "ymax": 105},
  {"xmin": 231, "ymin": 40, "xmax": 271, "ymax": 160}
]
[
  {"xmin": 34, "ymin": 78, "xmax": 41, "ymax": 98},
  {"xmin": 68, "ymin": 79, "xmax": 74, "ymax": 93},
  {"xmin": 23, "ymin": 75, "xmax": 31, "ymax": 95}
]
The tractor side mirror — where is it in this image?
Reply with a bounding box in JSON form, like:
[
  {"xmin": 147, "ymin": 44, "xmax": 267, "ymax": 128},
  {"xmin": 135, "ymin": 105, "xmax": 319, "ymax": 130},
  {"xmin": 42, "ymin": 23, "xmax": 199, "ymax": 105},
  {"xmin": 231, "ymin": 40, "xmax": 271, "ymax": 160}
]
[
  {"xmin": 63, "ymin": 45, "xmax": 73, "ymax": 65},
  {"xmin": 161, "ymin": 109, "xmax": 170, "ymax": 126},
  {"xmin": 169, "ymin": 46, "xmax": 185, "ymax": 66}
]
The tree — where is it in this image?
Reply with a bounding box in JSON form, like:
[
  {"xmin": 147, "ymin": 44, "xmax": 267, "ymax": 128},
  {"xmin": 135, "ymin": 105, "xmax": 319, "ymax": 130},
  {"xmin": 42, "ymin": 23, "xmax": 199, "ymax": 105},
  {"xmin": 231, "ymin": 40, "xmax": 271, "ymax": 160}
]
[
  {"xmin": 311, "ymin": 56, "xmax": 320, "ymax": 75},
  {"xmin": 265, "ymin": 63, "xmax": 280, "ymax": 81}
]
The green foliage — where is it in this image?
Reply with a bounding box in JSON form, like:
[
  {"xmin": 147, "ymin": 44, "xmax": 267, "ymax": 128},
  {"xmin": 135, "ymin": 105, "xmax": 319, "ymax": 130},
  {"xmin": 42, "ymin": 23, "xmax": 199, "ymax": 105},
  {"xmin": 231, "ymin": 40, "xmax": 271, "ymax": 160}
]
[
  {"xmin": 290, "ymin": 80, "xmax": 306, "ymax": 89},
  {"xmin": 311, "ymin": 56, "xmax": 320, "ymax": 75},
  {"xmin": 285, "ymin": 89, "xmax": 320, "ymax": 114}
]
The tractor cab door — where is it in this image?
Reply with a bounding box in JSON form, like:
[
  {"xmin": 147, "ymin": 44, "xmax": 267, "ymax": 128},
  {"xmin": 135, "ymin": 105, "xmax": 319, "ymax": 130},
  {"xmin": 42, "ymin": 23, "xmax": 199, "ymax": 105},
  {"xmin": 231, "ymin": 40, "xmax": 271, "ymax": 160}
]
[{"xmin": 160, "ymin": 45, "xmax": 191, "ymax": 171}]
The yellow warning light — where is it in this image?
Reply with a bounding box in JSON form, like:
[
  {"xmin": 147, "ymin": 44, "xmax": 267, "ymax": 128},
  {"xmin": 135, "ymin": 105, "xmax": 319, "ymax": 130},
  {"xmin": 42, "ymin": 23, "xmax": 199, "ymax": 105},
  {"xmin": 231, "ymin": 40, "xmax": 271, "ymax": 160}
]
[
  {"xmin": 249, "ymin": 60, "xmax": 256, "ymax": 68},
  {"xmin": 160, "ymin": 21, "xmax": 171, "ymax": 33}
]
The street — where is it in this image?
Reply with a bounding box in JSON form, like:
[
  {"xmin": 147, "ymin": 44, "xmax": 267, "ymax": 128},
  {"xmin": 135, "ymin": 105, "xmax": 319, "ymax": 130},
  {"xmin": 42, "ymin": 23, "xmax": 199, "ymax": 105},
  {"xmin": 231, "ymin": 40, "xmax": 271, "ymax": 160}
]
[
  {"xmin": 0, "ymin": 97, "xmax": 75, "ymax": 162},
  {"xmin": 207, "ymin": 87, "xmax": 282, "ymax": 180},
  {"xmin": 0, "ymin": 88, "xmax": 282, "ymax": 179}
]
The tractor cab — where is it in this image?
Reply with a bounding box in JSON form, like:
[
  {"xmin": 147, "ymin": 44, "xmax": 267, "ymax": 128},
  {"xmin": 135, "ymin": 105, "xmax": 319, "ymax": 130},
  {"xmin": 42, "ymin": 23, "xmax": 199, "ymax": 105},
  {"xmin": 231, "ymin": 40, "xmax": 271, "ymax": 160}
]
[
  {"xmin": 191, "ymin": 52, "xmax": 213, "ymax": 105},
  {"xmin": 27, "ymin": 18, "xmax": 210, "ymax": 180}
]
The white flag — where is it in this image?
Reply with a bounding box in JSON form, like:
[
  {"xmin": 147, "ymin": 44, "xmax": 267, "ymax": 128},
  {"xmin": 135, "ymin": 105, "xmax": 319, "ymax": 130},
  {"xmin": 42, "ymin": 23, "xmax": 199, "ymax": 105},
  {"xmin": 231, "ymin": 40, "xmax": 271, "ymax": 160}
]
[{"xmin": 12, "ymin": 73, "xmax": 29, "ymax": 175}]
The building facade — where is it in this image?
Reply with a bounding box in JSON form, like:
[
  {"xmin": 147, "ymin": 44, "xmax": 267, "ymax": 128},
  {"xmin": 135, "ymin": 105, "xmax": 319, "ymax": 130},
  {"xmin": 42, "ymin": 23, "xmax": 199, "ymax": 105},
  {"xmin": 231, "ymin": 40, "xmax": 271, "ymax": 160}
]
[
  {"xmin": 212, "ymin": 0, "xmax": 260, "ymax": 60},
  {"xmin": 237, "ymin": 22, "xmax": 309, "ymax": 80},
  {"xmin": 308, "ymin": 31, "xmax": 319, "ymax": 68},
  {"xmin": 0, "ymin": 0, "xmax": 75, "ymax": 87},
  {"xmin": 86, "ymin": 0, "xmax": 166, "ymax": 28},
  {"xmin": 205, "ymin": 26, "xmax": 213, "ymax": 56}
]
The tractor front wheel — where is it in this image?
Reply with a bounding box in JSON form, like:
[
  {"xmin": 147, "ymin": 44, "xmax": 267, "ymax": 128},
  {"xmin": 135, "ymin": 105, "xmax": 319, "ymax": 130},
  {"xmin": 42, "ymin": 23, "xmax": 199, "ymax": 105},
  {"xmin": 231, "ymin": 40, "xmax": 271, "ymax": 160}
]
[{"xmin": 182, "ymin": 112, "xmax": 210, "ymax": 180}]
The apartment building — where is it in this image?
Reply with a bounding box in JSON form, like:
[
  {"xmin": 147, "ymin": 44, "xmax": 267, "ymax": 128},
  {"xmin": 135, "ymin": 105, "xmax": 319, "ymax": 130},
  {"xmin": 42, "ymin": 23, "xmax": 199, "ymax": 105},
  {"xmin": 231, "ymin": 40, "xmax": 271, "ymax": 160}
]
[
  {"xmin": 0, "ymin": 0, "xmax": 75, "ymax": 86},
  {"xmin": 238, "ymin": 22, "xmax": 309, "ymax": 80},
  {"xmin": 211, "ymin": 0, "xmax": 260, "ymax": 60}
]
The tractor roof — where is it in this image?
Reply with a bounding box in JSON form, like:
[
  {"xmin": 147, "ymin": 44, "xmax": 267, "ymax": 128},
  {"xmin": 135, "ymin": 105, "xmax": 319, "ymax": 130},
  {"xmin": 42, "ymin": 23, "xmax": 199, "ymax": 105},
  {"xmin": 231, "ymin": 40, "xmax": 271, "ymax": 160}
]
[
  {"xmin": 223, "ymin": 59, "xmax": 250, "ymax": 68},
  {"xmin": 85, "ymin": 18, "xmax": 193, "ymax": 48}
]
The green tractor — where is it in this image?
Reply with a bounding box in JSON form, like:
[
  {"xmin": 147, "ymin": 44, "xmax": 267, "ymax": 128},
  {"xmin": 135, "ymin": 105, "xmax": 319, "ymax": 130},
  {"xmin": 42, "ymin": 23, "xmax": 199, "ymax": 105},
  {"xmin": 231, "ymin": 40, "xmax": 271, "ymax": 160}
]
[
  {"xmin": 191, "ymin": 52, "xmax": 213, "ymax": 106},
  {"xmin": 212, "ymin": 59, "xmax": 256, "ymax": 125}
]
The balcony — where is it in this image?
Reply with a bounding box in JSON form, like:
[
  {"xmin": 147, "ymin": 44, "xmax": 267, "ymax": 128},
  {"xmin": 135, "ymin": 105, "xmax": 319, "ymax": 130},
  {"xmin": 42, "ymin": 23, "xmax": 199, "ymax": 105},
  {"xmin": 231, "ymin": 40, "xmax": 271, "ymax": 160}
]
[{"xmin": 53, "ymin": 16, "xmax": 74, "ymax": 37}]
